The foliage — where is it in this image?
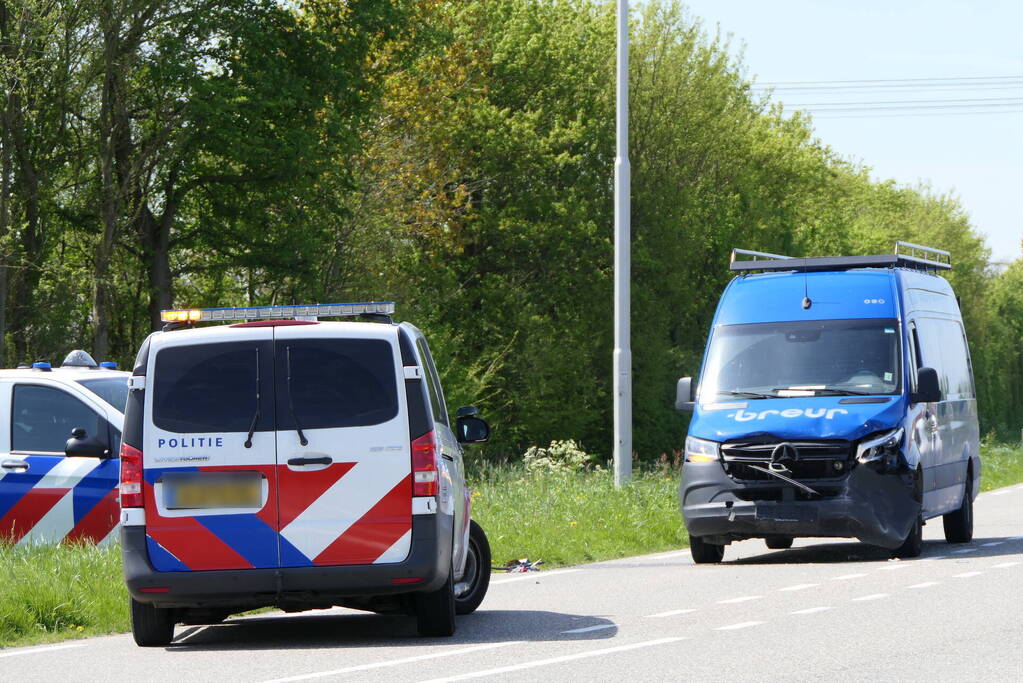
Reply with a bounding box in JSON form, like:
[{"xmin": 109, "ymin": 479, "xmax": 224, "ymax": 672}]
[
  {"xmin": 523, "ymin": 439, "xmax": 603, "ymax": 475},
  {"xmin": 0, "ymin": 0, "xmax": 1019, "ymax": 458}
]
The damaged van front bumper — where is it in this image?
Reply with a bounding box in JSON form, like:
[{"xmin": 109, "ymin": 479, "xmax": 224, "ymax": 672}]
[{"xmin": 680, "ymin": 459, "xmax": 920, "ymax": 549}]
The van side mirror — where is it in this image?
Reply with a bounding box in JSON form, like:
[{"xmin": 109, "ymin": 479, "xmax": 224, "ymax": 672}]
[
  {"xmin": 456, "ymin": 415, "xmax": 490, "ymax": 444},
  {"xmin": 912, "ymin": 367, "xmax": 942, "ymax": 404},
  {"xmin": 65, "ymin": 427, "xmax": 110, "ymax": 458},
  {"xmin": 675, "ymin": 377, "xmax": 695, "ymax": 412}
]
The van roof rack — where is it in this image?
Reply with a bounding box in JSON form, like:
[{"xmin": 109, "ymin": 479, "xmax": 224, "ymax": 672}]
[{"xmin": 729, "ymin": 241, "xmax": 951, "ymax": 273}]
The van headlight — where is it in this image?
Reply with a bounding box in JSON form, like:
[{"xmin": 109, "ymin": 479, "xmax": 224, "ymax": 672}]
[
  {"xmin": 856, "ymin": 428, "xmax": 904, "ymax": 465},
  {"xmin": 685, "ymin": 436, "xmax": 720, "ymax": 463}
]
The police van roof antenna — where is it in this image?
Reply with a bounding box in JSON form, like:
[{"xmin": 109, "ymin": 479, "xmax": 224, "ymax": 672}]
[{"xmin": 802, "ymin": 258, "xmax": 812, "ymax": 310}]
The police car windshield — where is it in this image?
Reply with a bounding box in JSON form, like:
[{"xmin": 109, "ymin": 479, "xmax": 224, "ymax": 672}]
[
  {"xmin": 701, "ymin": 318, "xmax": 901, "ymax": 399},
  {"xmin": 77, "ymin": 377, "xmax": 130, "ymax": 412}
]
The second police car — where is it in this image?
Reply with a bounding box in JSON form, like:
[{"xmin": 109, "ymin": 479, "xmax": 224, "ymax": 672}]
[
  {"xmin": 120, "ymin": 303, "xmax": 493, "ymax": 645},
  {"xmin": 0, "ymin": 351, "xmax": 128, "ymax": 546}
]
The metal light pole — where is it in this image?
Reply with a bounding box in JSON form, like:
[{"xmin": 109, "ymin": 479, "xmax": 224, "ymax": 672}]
[{"xmin": 613, "ymin": 0, "xmax": 632, "ymax": 487}]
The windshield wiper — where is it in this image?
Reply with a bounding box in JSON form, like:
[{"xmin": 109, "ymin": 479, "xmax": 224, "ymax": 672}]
[
  {"xmin": 286, "ymin": 345, "xmax": 309, "ymax": 447},
  {"xmin": 717, "ymin": 390, "xmax": 777, "ymax": 400},
  {"xmin": 814, "ymin": 387, "xmax": 878, "ymax": 396},
  {"xmin": 244, "ymin": 347, "xmax": 261, "ymax": 449}
]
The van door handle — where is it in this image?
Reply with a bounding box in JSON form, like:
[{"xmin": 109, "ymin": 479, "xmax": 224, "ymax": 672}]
[
  {"xmin": 441, "ymin": 453, "xmax": 454, "ymax": 461},
  {"xmin": 288, "ymin": 456, "xmax": 332, "ymax": 467},
  {"xmin": 1, "ymin": 459, "xmax": 28, "ymax": 472}
]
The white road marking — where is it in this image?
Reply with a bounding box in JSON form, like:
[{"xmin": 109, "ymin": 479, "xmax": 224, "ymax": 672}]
[
  {"xmin": 981, "ymin": 542, "xmax": 1004, "ymax": 547},
  {"xmin": 561, "ymin": 624, "xmax": 616, "ymax": 635},
  {"xmin": 954, "ymin": 571, "xmax": 984, "ymax": 578},
  {"xmin": 0, "ymin": 643, "xmax": 87, "ymax": 659},
  {"xmin": 490, "ymin": 568, "xmax": 582, "ymax": 585},
  {"xmin": 879, "ymin": 563, "xmax": 909, "ymax": 571},
  {"xmin": 646, "ymin": 609, "xmax": 697, "ymax": 618},
  {"xmin": 262, "ymin": 642, "xmax": 523, "ymax": 682},
  {"xmin": 790, "ymin": 607, "xmax": 832, "ymax": 615},
  {"xmin": 779, "ymin": 583, "xmax": 819, "ymax": 592},
  {"xmin": 952, "ymin": 548, "xmax": 977, "ymax": 554},
  {"xmin": 717, "ymin": 595, "xmax": 761, "ymax": 604},
  {"xmin": 417, "ymin": 638, "xmax": 686, "ymax": 682},
  {"xmin": 908, "ymin": 582, "xmax": 940, "ymax": 589},
  {"xmin": 992, "ymin": 561, "xmax": 1021, "ymax": 569},
  {"xmin": 852, "ymin": 593, "xmax": 889, "ymax": 602},
  {"xmin": 833, "ymin": 573, "xmax": 868, "ymax": 580},
  {"xmin": 921, "ymin": 555, "xmax": 946, "ymax": 561},
  {"xmin": 715, "ymin": 621, "xmax": 766, "ymax": 631},
  {"xmin": 991, "ymin": 489, "xmax": 1013, "ymax": 496}
]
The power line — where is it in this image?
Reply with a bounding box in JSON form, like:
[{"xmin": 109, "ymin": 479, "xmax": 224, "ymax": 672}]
[
  {"xmin": 756, "ymin": 74, "xmax": 1023, "ymax": 87},
  {"xmin": 790, "ymin": 96, "xmax": 1023, "ymax": 107},
  {"xmin": 809, "ymin": 108, "xmax": 1023, "ymax": 120}
]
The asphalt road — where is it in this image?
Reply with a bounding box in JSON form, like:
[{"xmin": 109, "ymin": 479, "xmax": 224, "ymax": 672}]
[{"xmin": 6, "ymin": 484, "xmax": 1023, "ymax": 682}]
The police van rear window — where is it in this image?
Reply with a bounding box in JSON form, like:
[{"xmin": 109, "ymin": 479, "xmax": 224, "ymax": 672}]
[
  {"xmin": 276, "ymin": 338, "xmax": 398, "ymax": 430},
  {"xmin": 153, "ymin": 341, "xmax": 275, "ymax": 434}
]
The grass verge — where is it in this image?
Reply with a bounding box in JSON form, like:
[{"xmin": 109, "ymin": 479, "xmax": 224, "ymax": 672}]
[{"xmin": 2, "ymin": 441, "xmax": 1021, "ymax": 649}]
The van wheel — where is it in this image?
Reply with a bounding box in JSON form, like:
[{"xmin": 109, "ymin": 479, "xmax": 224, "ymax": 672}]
[
  {"xmin": 765, "ymin": 537, "xmax": 793, "ymax": 550},
  {"xmin": 130, "ymin": 598, "xmax": 175, "ymax": 647},
  {"xmin": 893, "ymin": 516, "xmax": 923, "ymax": 559},
  {"xmin": 690, "ymin": 536, "xmax": 725, "ymax": 564},
  {"xmin": 943, "ymin": 478, "xmax": 974, "ymax": 544},
  {"xmin": 455, "ymin": 520, "xmax": 491, "ymax": 615},
  {"xmin": 415, "ymin": 563, "xmax": 456, "ymax": 637}
]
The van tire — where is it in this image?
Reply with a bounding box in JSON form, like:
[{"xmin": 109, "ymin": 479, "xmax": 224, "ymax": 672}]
[
  {"xmin": 943, "ymin": 478, "xmax": 974, "ymax": 544},
  {"xmin": 690, "ymin": 536, "xmax": 725, "ymax": 564},
  {"xmin": 765, "ymin": 537, "xmax": 793, "ymax": 550},
  {"xmin": 893, "ymin": 516, "xmax": 923, "ymax": 559},
  {"xmin": 455, "ymin": 520, "xmax": 491, "ymax": 615},
  {"xmin": 130, "ymin": 598, "xmax": 175, "ymax": 647},
  {"xmin": 415, "ymin": 563, "xmax": 456, "ymax": 637}
]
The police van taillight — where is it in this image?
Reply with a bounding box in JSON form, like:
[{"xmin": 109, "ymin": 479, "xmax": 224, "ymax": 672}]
[
  {"xmin": 119, "ymin": 443, "xmax": 144, "ymax": 508},
  {"xmin": 411, "ymin": 431, "xmax": 439, "ymax": 497}
]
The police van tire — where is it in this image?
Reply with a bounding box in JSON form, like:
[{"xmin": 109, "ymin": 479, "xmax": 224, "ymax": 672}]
[
  {"xmin": 690, "ymin": 536, "xmax": 725, "ymax": 564},
  {"xmin": 130, "ymin": 597, "xmax": 175, "ymax": 647},
  {"xmin": 455, "ymin": 520, "xmax": 491, "ymax": 616},
  {"xmin": 765, "ymin": 536, "xmax": 793, "ymax": 550},
  {"xmin": 415, "ymin": 563, "xmax": 456, "ymax": 637},
  {"xmin": 894, "ymin": 516, "xmax": 923, "ymax": 559},
  {"xmin": 943, "ymin": 479, "xmax": 974, "ymax": 544}
]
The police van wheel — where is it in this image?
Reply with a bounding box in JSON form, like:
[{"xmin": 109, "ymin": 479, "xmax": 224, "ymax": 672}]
[
  {"xmin": 455, "ymin": 520, "xmax": 491, "ymax": 616},
  {"xmin": 765, "ymin": 536, "xmax": 793, "ymax": 550},
  {"xmin": 690, "ymin": 536, "xmax": 725, "ymax": 564},
  {"xmin": 130, "ymin": 597, "xmax": 175, "ymax": 647},
  {"xmin": 893, "ymin": 516, "xmax": 923, "ymax": 559},
  {"xmin": 943, "ymin": 478, "xmax": 974, "ymax": 544},
  {"xmin": 416, "ymin": 563, "xmax": 456, "ymax": 637}
]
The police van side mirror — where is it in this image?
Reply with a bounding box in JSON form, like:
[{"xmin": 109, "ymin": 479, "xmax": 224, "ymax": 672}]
[
  {"xmin": 65, "ymin": 427, "xmax": 110, "ymax": 459},
  {"xmin": 912, "ymin": 367, "xmax": 942, "ymax": 404},
  {"xmin": 457, "ymin": 415, "xmax": 490, "ymax": 444},
  {"xmin": 675, "ymin": 377, "xmax": 695, "ymax": 412}
]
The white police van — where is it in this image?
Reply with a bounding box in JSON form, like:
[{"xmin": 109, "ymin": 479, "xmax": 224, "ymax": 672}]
[
  {"xmin": 0, "ymin": 351, "xmax": 128, "ymax": 546},
  {"xmin": 120, "ymin": 303, "xmax": 492, "ymax": 645}
]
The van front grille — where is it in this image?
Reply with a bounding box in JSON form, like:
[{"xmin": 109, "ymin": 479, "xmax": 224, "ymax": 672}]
[{"xmin": 721, "ymin": 440, "xmax": 853, "ymax": 483}]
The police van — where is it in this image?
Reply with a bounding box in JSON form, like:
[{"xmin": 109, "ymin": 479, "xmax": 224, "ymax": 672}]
[
  {"xmin": 675, "ymin": 243, "xmax": 979, "ymax": 562},
  {"xmin": 120, "ymin": 303, "xmax": 492, "ymax": 645},
  {"xmin": 0, "ymin": 351, "xmax": 128, "ymax": 546}
]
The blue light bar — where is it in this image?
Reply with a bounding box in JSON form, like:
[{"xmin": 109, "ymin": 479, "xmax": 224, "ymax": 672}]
[
  {"xmin": 100, "ymin": 361, "xmax": 118, "ymax": 369},
  {"xmin": 161, "ymin": 301, "xmax": 395, "ymax": 323},
  {"xmin": 32, "ymin": 362, "xmax": 51, "ymax": 371}
]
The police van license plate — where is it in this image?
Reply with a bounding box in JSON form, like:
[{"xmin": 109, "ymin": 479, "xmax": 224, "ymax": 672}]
[{"xmin": 163, "ymin": 471, "xmax": 262, "ymax": 510}]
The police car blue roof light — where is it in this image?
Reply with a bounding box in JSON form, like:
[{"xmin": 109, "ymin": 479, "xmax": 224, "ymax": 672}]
[
  {"xmin": 160, "ymin": 301, "xmax": 395, "ymax": 323},
  {"xmin": 32, "ymin": 361, "xmax": 52, "ymax": 370},
  {"xmin": 100, "ymin": 361, "xmax": 118, "ymax": 369}
]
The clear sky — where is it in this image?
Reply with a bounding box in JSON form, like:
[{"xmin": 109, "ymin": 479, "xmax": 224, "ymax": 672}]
[{"xmin": 677, "ymin": 0, "xmax": 1023, "ymax": 263}]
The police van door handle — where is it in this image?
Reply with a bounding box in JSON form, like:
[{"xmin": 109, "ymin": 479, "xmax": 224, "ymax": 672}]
[
  {"xmin": 288, "ymin": 456, "xmax": 332, "ymax": 467},
  {"xmin": 1, "ymin": 459, "xmax": 28, "ymax": 472}
]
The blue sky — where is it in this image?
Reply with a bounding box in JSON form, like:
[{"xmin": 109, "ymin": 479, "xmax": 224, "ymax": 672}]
[{"xmin": 675, "ymin": 0, "xmax": 1023, "ymax": 262}]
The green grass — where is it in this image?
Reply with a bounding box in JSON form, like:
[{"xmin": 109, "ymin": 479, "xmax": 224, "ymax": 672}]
[
  {"xmin": 469, "ymin": 464, "xmax": 687, "ymax": 569},
  {"xmin": 2, "ymin": 441, "xmax": 1021, "ymax": 649},
  {"xmin": 0, "ymin": 543, "xmax": 128, "ymax": 648}
]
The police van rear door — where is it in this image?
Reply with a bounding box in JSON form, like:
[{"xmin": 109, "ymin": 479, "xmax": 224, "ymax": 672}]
[
  {"xmin": 144, "ymin": 329, "xmax": 278, "ymax": 571},
  {"xmin": 273, "ymin": 323, "xmax": 412, "ymax": 567}
]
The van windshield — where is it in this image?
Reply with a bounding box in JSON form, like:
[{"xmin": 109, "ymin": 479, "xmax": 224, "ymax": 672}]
[{"xmin": 700, "ymin": 318, "xmax": 902, "ymax": 399}]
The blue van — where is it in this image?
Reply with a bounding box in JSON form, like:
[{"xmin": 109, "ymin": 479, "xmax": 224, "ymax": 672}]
[{"xmin": 675, "ymin": 243, "xmax": 979, "ymax": 562}]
